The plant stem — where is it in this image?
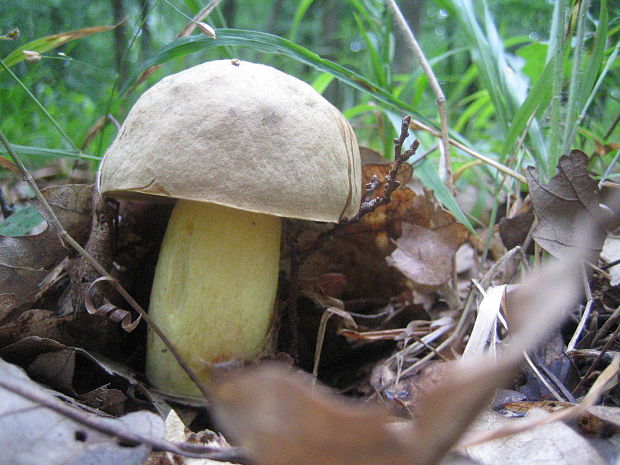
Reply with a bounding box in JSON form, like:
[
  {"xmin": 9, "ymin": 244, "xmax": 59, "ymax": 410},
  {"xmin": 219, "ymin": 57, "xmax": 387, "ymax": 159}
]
[
  {"xmin": 548, "ymin": 0, "xmax": 567, "ymax": 173},
  {"xmin": 562, "ymin": 0, "xmax": 591, "ymax": 155},
  {"xmin": 411, "ymin": 119, "xmax": 526, "ymax": 184},
  {"xmin": 386, "ymin": 0, "xmax": 453, "ymax": 192}
]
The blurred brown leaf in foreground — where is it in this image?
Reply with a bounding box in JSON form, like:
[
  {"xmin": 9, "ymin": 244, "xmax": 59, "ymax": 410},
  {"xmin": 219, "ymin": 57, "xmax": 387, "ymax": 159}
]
[{"xmin": 210, "ymin": 247, "xmax": 586, "ymax": 465}]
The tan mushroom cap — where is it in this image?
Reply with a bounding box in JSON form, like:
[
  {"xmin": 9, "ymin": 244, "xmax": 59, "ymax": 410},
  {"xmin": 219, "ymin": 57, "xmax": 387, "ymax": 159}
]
[{"xmin": 99, "ymin": 60, "xmax": 361, "ymax": 223}]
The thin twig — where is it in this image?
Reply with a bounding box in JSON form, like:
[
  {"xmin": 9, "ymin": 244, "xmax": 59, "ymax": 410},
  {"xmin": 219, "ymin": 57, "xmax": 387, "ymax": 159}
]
[
  {"xmin": 411, "ymin": 118, "xmax": 526, "ymax": 184},
  {"xmin": 0, "ymin": 131, "xmax": 211, "ymax": 401},
  {"xmin": 386, "ymin": 0, "xmax": 453, "ymax": 192},
  {"xmin": 572, "ymin": 319, "xmax": 620, "ymax": 395},
  {"xmin": 0, "ymin": 376, "xmax": 247, "ymax": 463},
  {"xmin": 299, "ymin": 115, "xmax": 419, "ymax": 262}
]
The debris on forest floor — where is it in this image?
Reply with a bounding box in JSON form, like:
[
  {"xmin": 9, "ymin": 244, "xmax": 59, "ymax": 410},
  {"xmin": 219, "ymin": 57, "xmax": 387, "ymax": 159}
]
[{"xmin": 1, "ymin": 117, "xmax": 620, "ymax": 465}]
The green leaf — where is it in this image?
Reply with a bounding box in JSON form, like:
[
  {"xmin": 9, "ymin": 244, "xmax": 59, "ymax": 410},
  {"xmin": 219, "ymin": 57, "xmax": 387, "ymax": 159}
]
[
  {"xmin": 575, "ymin": 0, "xmax": 608, "ymax": 129},
  {"xmin": 120, "ymin": 29, "xmax": 435, "ymax": 128},
  {"xmin": 2, "ymin": 23, "xmax": 119, "ymax": 69},
  {"xmin": 516, "ymin": 42, "xmax": 548, "ymax": 82},
  {"xmin": 5, "ymin": 144, "xmax": 99, "ymax": 161},
  {"xmin": 311, "ymin": 73, "xmax": 335, "ymax": 94},
  {"xmin": 0, "ymin": 206, "xmax": 44, "ymax": 237},
  {"xmin": 501, "ymin": 59, "xmax": 555, "ymax": 159},
  {"xmin": 416, "ymin": 158, "xmax": 476, "ymax": 235}
]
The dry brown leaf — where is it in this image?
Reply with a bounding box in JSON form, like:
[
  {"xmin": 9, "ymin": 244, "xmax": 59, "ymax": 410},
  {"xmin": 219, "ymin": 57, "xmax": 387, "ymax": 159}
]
[
  {"xmin": 526, "ymin": 150, "xmax": 605, "ymax": 258},
  {"xmin": 498, "ymin": 212, "xmax": 535, "ymax": 251},
  {"xmin": 211, "ymin": 366, "xmax": 418, "ymax": 465},
  {"xmin": 386, "ymin": 220, "xmax": 469, "ymax": 288},
  {"xmin": 0, "ymin": 184, "xmax": 92, "ymax": 308},
  {"xmin": 299, "ymin": 152, "xmax": 419, "ymax": 299},
  {"xmin": 210, "ymin": 246, "xmax": 585, "ymax": 465}
]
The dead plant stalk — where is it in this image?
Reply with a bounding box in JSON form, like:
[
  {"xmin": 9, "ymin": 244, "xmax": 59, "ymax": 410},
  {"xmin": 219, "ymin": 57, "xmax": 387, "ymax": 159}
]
[{"xmin": 386, "ymin": 0, "xmax": 453, "ymax": 192}]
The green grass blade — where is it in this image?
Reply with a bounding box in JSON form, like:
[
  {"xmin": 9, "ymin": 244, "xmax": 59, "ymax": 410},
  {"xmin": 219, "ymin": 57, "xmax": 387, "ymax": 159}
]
[
  {"xmin": 3, "ymin": 144, "xmax": 99, "ymax": 161},
  {"xmin": 547, "ymin": 0, "xmax": 568, "ymax": 172},
  {"xmin": 501, "ymin": 59, "xmax": 555, "ymax": 159},
  {"xmin": 444, "ymin": 0, "xmax": 511, "ymax": 130},
  {"xmin": 416, "ymin": 157, "xmax": 476, "ymax": 234},
  {"xmin": 2, "ymin": 23, "xmax": 119, "ymax": 69},
  {"xmin": 562, "ymin": 0, "xmax": 592, "ymax": 154},
  {"xmin": 119, "ymin": 29, "xmax": 436, "ymax": 127},
  {"xmin": 578, "ymin": 40, "xmax": 620, "ymax": 126},
  {"xmin": 0, "ymin": 59, "xmax": 80, "ymax": 152},
  {"xmin": 568, "ymin": 0, "xmax": 609, "ymax": 143}
]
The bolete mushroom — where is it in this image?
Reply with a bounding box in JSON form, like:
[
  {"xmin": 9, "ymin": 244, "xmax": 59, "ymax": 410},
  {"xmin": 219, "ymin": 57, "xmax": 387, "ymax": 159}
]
[{"xmin": 98, "ymin": 59, "xmax": 361, "ymax": 397}]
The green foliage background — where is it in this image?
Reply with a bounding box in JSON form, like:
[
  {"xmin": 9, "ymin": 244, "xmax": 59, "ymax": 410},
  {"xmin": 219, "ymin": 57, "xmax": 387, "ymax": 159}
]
[{"xmin": 0, "ymin": 0, "xmax": 618, "ymax": 231}]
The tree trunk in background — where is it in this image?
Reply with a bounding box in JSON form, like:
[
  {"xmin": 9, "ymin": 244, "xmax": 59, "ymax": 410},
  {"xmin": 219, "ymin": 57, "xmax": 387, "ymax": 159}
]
[
  {"xmin": 222, "ymin": 0, "xmax": 236, "ymax": 27},
  {"xmin": 139, "ymin": 0, "xmax": 152, "ymax": 61},
  {"xmin": 110, "ymin": 0, "xmax": 128, "ymax": 81},
  {"xmin": 393, "ymin": 0, "xmax": 425, "ymax": 73},
  {"xmin": 268, "ymin": 0, "xmax": 285, "ymax": 35}
]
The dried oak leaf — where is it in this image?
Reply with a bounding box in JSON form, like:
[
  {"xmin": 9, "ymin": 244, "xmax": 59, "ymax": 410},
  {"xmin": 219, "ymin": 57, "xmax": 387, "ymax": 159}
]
[
  {"xmin": 526, "ymin": 150, "xmax": 605, "ymax": 258},
  {"xmin": 0, "ymin": 184, "xmax": 92, "ymax": 308},
  {"xmin": 498, "ymin": 212, "xmax": 535, "ymax": 251},
  {"xmin": 386, "ymin": 215, "xmax": 469, "ymax": 288}
]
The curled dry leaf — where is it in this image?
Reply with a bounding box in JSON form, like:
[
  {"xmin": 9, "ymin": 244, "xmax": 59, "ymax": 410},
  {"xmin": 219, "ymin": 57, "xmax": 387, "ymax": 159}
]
[
  {"xmin": 0, "ymin": 336, "xmax": 145, "ymax": 413},
  {"xmin": 0, "ymin": 184, "xmax": 92, "ymax": 308},
  {"xmin": 195, "ymin": 21, "xmax": 216, "ymax": 38},
  {"xmin": 302, "ymin": 149, "xmax": 467, "ymax": 298},
  {"xmin": 526, "ymin": 150, "xmax": 605, "ymax": 258},
  {"xmin": 22, "ymin": 50, "xmax": 42, "ymax": 62},
  {"xmin": 299, "ymin": 150, "xmax": 418, "ymax": 299}
]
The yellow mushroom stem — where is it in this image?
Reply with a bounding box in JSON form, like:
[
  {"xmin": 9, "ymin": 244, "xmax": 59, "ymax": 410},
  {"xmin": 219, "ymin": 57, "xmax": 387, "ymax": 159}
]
[{"xmin": 145, "ymin": 199, "xmax": 281, "ymax": 396}]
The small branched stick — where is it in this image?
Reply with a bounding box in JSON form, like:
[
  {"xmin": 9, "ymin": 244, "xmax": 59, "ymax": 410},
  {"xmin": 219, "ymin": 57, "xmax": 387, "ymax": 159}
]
[
  {"xmin": 286, "ymin": 116, "xmax": 419, "ymax": 359},
  {"xmin": 342, "ymin": 115, "xmax": 420, "ymax": 225},
  {"xmin": 299, "ymin": 115, "xmax": 420, "ymax": 262}
]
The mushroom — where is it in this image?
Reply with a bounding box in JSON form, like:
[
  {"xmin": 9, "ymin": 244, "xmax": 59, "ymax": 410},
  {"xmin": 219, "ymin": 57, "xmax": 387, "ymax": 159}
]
[{"xmin": 98, "ymin": 59, "xmax": 361, "ymax": 397}]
